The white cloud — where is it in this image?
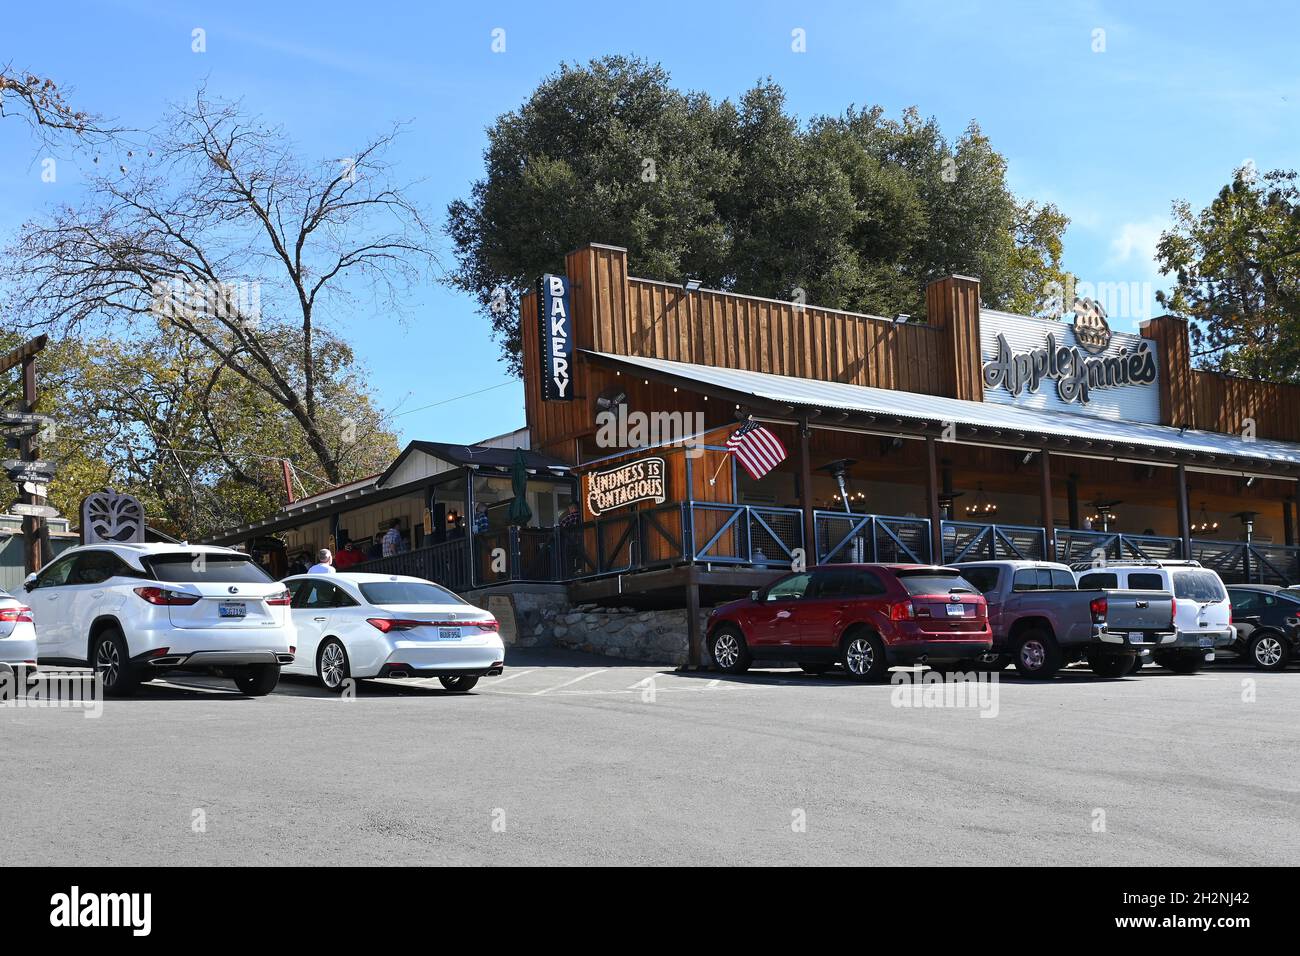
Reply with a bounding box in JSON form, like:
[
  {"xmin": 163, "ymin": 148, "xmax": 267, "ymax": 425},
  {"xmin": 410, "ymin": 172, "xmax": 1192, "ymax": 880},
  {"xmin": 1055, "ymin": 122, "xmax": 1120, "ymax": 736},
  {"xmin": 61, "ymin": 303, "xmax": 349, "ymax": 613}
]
[{"xmin": 1107, "ymin": 217, "xmax": 1167, "ymax": 272}]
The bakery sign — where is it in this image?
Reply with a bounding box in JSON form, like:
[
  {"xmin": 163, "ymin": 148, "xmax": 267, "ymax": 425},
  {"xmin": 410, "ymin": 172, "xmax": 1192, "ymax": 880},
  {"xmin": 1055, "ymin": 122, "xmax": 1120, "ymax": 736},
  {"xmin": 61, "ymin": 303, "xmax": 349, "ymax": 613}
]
[
  {"xmin": 585, "ymin": 457, "xmax": 666, "ymax": 516},
  {"xmin": 537, "ymin": 273, "xmax": 574, "ymax": 401},
  {"xmin": 981, "ymin": 299, "xmax": 1158, "ymax": 411}
]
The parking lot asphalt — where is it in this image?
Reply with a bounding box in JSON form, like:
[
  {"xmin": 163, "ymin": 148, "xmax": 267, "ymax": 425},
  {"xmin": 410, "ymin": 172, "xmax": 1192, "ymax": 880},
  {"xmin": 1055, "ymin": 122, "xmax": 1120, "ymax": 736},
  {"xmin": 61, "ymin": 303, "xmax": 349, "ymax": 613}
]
[{"xmin": 1, "ymin": 649, "xmax": 1297, "ymax": 866}]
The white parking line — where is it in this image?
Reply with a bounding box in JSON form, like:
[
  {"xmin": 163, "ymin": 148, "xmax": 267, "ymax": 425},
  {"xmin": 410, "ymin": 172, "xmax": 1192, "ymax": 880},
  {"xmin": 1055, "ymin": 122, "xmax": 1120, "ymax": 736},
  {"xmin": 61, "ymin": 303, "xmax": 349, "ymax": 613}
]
[
  {"xmin": 530, "ymin": 669, "xmax": 608, "ymax": 695},
  {"xmin": 490, "ymin": 669, "xmax": 535, "ymax": 684}
]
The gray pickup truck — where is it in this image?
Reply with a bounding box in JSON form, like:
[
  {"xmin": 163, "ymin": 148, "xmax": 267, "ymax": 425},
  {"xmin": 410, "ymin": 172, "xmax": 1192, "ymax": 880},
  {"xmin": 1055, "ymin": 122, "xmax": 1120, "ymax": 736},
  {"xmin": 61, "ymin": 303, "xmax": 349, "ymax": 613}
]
[{"xmin": 953, "ymin": 560, "xmax": 1176, "ymax": 678}]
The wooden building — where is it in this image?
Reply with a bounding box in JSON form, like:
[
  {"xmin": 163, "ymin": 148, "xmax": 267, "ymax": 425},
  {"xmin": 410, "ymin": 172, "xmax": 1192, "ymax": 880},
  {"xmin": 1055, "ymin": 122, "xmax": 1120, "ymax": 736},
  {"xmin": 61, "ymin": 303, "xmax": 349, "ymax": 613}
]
[
  {"xmin": 208, "ymin": 240, "xmax": 1300, "ymax": 663},
  {"xmin": 522, "ymin": 243, "xmax": 1300, "ymax": 617}
]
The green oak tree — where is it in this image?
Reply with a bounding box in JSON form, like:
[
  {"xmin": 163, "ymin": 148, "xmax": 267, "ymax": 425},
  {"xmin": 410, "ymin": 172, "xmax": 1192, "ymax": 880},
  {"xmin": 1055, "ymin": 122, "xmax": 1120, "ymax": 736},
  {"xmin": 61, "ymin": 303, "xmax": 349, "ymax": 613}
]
[
  {"xmin": 446, "ymin": 55, "xmax": 1070, "ymax": 374},
  {"xmin": 1157, "ymin": 166, "xmax": 1300, "ymax": 382}
]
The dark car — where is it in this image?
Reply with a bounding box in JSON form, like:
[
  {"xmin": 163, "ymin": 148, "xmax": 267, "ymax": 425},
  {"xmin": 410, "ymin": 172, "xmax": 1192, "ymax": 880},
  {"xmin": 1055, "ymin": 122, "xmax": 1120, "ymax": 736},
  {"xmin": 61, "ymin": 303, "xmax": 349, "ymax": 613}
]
[
  {"xmin": 705, "ymin": 564, "xmax": 992, "ymax": 682},
  {"xmin": 1224, "ymin": 585, "xmax": 1300, "ymax": 671}
]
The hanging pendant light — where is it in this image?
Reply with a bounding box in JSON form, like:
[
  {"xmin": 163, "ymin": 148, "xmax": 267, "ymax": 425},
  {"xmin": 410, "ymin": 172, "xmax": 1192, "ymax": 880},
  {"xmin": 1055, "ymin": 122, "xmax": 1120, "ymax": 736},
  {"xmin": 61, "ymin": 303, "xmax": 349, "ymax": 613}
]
[
  {"xmin": 965, "ymin": 483, "xmax": 997, "ymax": 518},
  {"xmin": 1192, "ymin": 502, "xmax": 1219, "ymax": 535}
]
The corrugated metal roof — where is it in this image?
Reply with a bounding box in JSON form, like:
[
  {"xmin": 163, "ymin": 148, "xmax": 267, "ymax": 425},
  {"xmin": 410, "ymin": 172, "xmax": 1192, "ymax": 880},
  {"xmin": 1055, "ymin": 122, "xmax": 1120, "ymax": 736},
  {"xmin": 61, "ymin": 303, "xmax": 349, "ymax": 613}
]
[{"xmin": 587, "ymin": 351, "xmax": 1300, "ymax": 469}]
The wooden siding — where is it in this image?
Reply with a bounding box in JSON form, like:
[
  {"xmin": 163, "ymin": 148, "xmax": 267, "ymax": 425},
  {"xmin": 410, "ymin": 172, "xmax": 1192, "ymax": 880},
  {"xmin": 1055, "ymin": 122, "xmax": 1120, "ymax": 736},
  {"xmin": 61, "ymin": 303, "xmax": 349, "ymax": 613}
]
[
  {"xmin": 927, "ymin": 275, "xmax": 982, "ymax": 402},
  {"xmin": 524, "ymin": 244, "xmax": 957, "ymax": 461},
  {"xmin": 1141, "ymin": 315, "xmax": 1195, "ymax": 427},
  {"xmin": 1190, "ymin": 370, "xmax": 1300, "ymax": 443}
]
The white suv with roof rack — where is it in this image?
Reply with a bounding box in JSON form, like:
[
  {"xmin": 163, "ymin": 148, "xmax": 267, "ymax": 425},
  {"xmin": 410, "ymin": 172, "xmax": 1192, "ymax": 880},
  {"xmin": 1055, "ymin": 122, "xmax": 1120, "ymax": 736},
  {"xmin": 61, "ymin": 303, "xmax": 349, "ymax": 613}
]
[
  {"xmin": 1073, "ymin": 560, "xmax": 1234, "ymax": 673},
  {"xmin": 24, "ymin": 543, "xmax": 295, "ymax": 696}
]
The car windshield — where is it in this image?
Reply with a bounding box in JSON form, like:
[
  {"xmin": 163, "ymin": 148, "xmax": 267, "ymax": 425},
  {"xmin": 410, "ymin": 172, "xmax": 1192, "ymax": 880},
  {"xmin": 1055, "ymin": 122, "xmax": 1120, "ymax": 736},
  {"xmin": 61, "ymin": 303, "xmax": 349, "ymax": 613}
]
[
  {"xmin": 896, "ymin": 570, "xmax": 975, "ymax": 595},
  {"xmin": 358, "ymin": 581, "xmax": 464, "ymax": 606},
  {"xmin": 145, "ymin": 553, "xmax": 274, "ymax": 584},
  {"xmin": 1172, "ymin": 570, "xmax": 1227, "ymax": 602}
]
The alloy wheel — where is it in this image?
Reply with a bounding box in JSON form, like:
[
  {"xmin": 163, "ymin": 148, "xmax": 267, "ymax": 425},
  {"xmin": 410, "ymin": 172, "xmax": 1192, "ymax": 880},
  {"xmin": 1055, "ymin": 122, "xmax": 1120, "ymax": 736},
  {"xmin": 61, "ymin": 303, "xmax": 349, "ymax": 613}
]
[
  {"xmin": 320, "ymin": 642, "xmax": 346, "ymax": 688},
  {"xmin": 96, "ymin": 639, "xmax": 120, "ymax": 687},
  {"xmin": 1254, "ymin": 636, "xmax": 1284, "ymax": 668},
  {"xmin": 713, "ymin": 633, "xmax": 739, "ymax": 668},
  {"xmin": 1020, "ymin": 640, "xmax": 1046, "ymax": 671},
  {"xmin": 845, "ymin": 637, "xmax": 874, "ymax": 676}
]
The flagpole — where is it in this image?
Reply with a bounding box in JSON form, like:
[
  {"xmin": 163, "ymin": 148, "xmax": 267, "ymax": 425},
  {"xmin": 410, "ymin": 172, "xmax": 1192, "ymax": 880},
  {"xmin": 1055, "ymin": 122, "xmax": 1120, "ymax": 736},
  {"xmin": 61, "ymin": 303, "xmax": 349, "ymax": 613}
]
[{"xmin": 708, "ymin": 450, "xmax": 731, "ymax": 486}]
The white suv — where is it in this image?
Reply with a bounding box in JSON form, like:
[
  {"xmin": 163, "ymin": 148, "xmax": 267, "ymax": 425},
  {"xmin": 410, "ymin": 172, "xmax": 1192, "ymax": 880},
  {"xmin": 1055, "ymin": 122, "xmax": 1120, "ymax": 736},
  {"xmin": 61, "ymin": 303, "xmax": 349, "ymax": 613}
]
[
  {"xmin": 24, "ymin": 544, "xmax": 295, "ymax": 696},
  {"xmin": 1075, "ymin": 560, "xmax": 1234, "ymax": 673}
]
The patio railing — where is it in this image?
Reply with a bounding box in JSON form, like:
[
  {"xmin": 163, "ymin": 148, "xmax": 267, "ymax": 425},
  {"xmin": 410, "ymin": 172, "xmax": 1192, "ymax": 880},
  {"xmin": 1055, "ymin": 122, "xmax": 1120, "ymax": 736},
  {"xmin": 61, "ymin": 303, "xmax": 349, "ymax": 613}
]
[{"xmin": 349, "ymin": 503, "xmax": 1300, "ymax": 589}]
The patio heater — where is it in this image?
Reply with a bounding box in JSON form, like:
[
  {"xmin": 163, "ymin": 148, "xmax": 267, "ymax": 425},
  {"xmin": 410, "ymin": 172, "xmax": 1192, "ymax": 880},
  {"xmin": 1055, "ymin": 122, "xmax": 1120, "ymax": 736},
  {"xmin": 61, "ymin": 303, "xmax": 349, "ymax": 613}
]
[
  {"xmin": 819, "ymin": 459, "xmax": 863, "ymax": 561},
  {"xmin": 1233, "ymin": 511, "xmax": 1259, "ymax": 583},
  {"xmin": 1088, "ymin": 499, "xmax": 1123, "ymax": 533},
  {"xmin": 818, "ymin": 459, "xmax": 857, "ymax": 514}
]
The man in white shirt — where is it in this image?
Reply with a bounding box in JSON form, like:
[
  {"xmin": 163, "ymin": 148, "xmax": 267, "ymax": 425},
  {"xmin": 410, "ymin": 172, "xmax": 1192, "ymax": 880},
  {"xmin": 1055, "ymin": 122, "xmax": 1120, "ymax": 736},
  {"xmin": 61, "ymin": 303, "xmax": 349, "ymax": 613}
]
[{"xmin": 307, "ymin": 548, "xmax": 337, "ymax": 574}]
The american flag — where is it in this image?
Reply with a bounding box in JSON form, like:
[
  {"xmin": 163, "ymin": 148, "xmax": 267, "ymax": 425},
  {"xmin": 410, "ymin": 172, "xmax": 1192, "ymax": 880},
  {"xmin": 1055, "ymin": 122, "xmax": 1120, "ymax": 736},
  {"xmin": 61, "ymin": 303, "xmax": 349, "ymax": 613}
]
[{"xmin": 726, "ymin": 420, "xmax": 788, "ymax": 480}]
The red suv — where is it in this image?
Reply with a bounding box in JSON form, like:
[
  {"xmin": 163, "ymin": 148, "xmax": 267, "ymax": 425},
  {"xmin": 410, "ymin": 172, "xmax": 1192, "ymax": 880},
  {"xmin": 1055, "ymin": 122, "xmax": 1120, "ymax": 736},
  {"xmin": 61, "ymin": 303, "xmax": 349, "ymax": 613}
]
[{"xmin": 706, "ymin": 564, "xmax": 991, "ymax": 681}]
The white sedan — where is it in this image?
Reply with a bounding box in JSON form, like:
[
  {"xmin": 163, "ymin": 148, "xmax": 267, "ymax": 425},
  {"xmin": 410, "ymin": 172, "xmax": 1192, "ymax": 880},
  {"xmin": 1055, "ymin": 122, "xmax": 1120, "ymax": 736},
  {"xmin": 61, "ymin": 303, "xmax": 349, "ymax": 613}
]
[
  {"xmin": 281, "ymin": 572, "xmax": 504, "ymax": 693},
  {"xmin": 0, "ymin": 591, "xmax": 36, "ymax": 686}
]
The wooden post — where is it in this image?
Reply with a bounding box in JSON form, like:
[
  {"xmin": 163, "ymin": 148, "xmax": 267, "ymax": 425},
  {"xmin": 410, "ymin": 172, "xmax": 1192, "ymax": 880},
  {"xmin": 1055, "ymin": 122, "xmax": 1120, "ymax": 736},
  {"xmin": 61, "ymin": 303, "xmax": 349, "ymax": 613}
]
[
  {"xmin": 926, "ymin": 436, "xmax": 942, "ymax": 563},
  {"xmin": 1039, "ymin": 449, "xmax": 1055, "ymax": 560},
  {"xmin": 685, "ymin": 568, "xmax": 702, "ymax": 669},
  {"xmin": 1067, "ymin": 474, "xmax": 1080, "ymax": 530},
  {"xmin": 797, "ymin": 421, "xmax": 816, "ymax": 563},
  {"xmin": 20, "ymin": 353, "xmax": 44, "ymax": 574},
  {"xmin": 1284, "ymin": 497, "xmax": 1295, "ymax": 548},
  {"xmin": 1176, "ymin": 464, "xmax": 1193, "ymax": 559}
]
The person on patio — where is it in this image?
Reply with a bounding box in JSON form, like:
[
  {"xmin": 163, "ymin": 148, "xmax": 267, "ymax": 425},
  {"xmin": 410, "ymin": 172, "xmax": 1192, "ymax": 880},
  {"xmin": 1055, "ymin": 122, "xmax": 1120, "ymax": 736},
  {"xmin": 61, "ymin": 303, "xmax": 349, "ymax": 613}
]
[
  {"xmin": 382, "ymin": 519, "xmax": 403, "ymax": 557},
  {"xmin": 333, "ymin": 541, "xmax": 365, "ymax": 570},
  {"xmin": 307, "ymin": 548, "xmax": 336, "ymax": 574}
]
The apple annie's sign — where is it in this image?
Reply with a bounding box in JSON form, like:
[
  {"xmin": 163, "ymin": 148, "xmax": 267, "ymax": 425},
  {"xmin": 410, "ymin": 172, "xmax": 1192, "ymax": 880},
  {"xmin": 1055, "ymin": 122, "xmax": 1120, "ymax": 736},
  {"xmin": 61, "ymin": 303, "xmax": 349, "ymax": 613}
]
[
  {"xmin": 981, "ymin": 300, "xmax": 1158, "ymax": 408},
  {"xmin": 585, "ymin": 457, "xmax": 666, "ymax": 516}
]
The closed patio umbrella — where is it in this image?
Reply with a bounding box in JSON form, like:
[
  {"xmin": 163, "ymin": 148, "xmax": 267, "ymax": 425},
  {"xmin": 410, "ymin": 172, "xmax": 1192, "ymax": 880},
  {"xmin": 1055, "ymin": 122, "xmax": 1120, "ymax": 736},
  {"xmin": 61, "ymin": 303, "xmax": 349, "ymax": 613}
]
[{"xmin": 508, "ymin": 448, "xmax": 533, "ymax": 526}]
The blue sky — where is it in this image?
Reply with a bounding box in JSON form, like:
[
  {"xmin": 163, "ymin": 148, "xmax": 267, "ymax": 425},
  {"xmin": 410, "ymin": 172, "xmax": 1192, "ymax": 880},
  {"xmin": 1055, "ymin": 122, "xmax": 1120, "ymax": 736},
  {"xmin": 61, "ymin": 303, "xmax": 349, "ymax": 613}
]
[{"xmin": 3, "ymin": 0, "xmax": 1297, "ymax": 449}]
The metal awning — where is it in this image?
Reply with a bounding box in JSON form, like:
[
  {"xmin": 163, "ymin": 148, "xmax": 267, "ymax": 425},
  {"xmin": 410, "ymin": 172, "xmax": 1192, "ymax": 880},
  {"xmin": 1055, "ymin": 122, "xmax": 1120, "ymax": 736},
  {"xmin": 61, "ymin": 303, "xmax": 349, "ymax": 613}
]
[{"xmin": 585, "ymin": 351, "xmax": 1300, "ymax": 475}]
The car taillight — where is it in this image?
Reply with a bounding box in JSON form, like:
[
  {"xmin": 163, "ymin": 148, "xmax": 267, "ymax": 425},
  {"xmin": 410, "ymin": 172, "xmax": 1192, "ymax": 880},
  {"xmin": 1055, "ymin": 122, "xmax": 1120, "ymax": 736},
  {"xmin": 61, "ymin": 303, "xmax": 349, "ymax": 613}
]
[
  {"xmin": 889, "ymin": 600, "xmax": 915, "ymax": 621},
  {"xmin": 1089, "ymin": 596, "xmax": 1107, "ymax": 623},
  {"xmin": 367, "ymin": 618, "xmax": 425, "ymax": 633},
  {"xmin": 266, "ymin": 590, "xmax": 291, "ymax": 606},
  {"xmin": 133, "ymin": 586, "xmax": 201, "ymax": 606},
  {"xmin": 473, "ymin": 620, "xmax": 500, "ymax": 631},
  {"xmin": 0, "ymin": 606, "xmax": 34, "ymax": 623}
]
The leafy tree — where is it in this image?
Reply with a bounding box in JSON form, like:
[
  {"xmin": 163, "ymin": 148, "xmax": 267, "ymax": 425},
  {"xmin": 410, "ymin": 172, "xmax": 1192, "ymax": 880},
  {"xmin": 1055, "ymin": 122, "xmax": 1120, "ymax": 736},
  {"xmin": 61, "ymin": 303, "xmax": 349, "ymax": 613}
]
[
  {"xmin": 29, "ymin": 329, "xmax": 398, "ymax": 538},
  {"xmin": 446, "ymin": 55, "xmax": 1069, "ymax": 373},
  {"xmin": 1156, "ymin": 167, "xmax": 1300, "ymax": 382},
  {"xmin": 3, "ymin": 88, "xmax": 429, "ymax": 484}
]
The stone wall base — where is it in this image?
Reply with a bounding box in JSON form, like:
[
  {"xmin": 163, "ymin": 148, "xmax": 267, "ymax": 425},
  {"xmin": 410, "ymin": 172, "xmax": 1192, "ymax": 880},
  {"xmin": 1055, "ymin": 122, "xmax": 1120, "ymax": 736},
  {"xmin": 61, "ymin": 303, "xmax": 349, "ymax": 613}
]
[{"xmin": 462, "ymin": 585, "xmax": 709, "ymax": 666}]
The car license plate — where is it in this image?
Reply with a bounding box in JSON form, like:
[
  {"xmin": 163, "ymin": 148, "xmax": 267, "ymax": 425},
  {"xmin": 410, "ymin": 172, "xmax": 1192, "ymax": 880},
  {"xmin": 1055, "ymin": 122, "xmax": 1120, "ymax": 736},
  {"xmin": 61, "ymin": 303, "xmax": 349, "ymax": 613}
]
[
  {"xmin": 219, "ymin": 603, "xmax": 246, "ymax": 618},
  {"xmin": 946, "ymin": 604, "xmax": 965, "ymax": 617},
  {"xmin": 1128, "ymin": 632, "xmax": 1145, "ymax": 643},
  {"xmin": 1199, "ymin": 635, "xmax": 1214, "ymax": 648},
  {"xmin": 438, "ymin": 627, "xmax": 460, "ymax": 640}
]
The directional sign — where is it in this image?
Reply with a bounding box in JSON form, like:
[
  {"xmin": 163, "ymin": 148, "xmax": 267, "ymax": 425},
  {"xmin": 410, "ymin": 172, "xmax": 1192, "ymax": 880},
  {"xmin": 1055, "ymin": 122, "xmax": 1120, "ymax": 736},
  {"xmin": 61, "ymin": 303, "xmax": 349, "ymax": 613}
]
[
  {"xmin": 8, "ymin": 470, "xmax": 55, "ymax": 485},
  {"xmin": 21, "ymin": 482, "xmax": 47, "ymax": 498},
  {"xmin": 1, "ymin": 459, "xmax": 54, "ymax": 473},
  {"xmin": 0, "ymin": 424, "xmax": 44, "ymax": 439},
  {"xmin": 9, "ymin": 503, "xmax": 59, "ymax": 519},
  {"xmin": 0, "ymin": 412, "xmax": 54, "ymax": 428}
]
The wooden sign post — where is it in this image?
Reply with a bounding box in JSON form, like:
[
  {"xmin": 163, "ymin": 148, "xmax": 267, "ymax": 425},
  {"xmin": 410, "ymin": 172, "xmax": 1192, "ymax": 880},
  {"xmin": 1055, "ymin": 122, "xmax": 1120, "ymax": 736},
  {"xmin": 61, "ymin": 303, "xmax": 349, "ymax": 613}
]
[{"xmin": 0, "ymin": 336, "xmax": 52, "ymax": 574}]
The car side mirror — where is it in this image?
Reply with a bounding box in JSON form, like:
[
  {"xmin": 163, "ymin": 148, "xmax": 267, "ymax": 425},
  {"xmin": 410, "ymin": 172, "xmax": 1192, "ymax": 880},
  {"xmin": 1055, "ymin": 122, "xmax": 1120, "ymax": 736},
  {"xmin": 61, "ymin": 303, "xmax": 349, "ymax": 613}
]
[
  {"xmin": 22, "ymin": 573, "xmax": 37, "ymax": 592},
  {"xmin": 749, "ymin": 590, "xmax": 760, "ymax": 602}
]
